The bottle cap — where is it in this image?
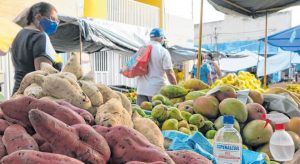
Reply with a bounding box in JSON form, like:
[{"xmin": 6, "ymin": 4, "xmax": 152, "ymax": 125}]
[
  {"xmin": 224, "ymin": 115, "xmax": 234, "ymax": 124},
  {"xmin": 275, "ymin": 124, "xmax": 285, "ymax": 130}
]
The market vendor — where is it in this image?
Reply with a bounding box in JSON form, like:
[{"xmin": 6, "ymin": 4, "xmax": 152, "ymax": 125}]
[{"xmin": 11, "ymin": 2, "xmax": 62, "ymax": 94}]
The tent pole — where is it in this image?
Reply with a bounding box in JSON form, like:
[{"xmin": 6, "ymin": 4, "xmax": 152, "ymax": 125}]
[
  {"xmin": 79, "ymin": 27, "xmax": 83, "ymax": 64},
  {"xmin": 263, "ymin": 12, "xmax": 268, "ymax": 89},
  {"xmin": 197, "ymin": 0, "xmax": 204, "ymax": 79}
]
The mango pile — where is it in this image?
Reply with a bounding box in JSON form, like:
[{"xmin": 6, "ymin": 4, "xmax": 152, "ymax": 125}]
[
  {"xmin": 212, "ymin": 71, "xmax": 264, "ymax": 93},
  {"xmin": 135, "ymin": 78, "xmax": 300, "ymax": 163}
]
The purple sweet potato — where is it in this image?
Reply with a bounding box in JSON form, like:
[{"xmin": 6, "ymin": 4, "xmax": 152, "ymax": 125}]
[
  {"xmin": 56, "ymin": 100, "xmax": 95, "ymax": 125},
  {"xmin": 0, "ymin": 96, "xmax": 36, "ymax": 127},
  {"xmin": 39, "ymin": 142, "xmax": 52, "ymax": 153},
  {"xmin": 32, "ymin": 133, "xmax": 46, "ymax": 146},
  {"xmin": 94, "ymin": 125, "xmax": 174, "ymax": 164},
  {"xmin": 29, "ymin": 98, "xmax": 86, "ymax": 125},
  {"xmin": 29, "ymin": 109, "xmax": 110, "ymax": 164},
  {"xmin": 0, "ymin": 96, "xmax": 85, "ymax": 132},
  {"xmin": 126, "ymin": 162, "xmax": 167, "ymax": 164},
  {"xmin": 0, "ymin": 109, "xmax": 4, "ymax": 119},
  {"xmin": 0, "ymin": 119, "xmax": 10, "ymax": 135},
  {"xmin": 0, "ymin": 136, "xmax": 7, "ymax": 159},
  {"xmin": 0, "ymin": 150, "xmax": 84, "ymax": 164},
  {"xmin": 2, "ymin": 124, "xmax": 39, "ymax": 154},
  {"xmin": 167, "ymin": 150, "xmax": 212, "ymax": 164}
]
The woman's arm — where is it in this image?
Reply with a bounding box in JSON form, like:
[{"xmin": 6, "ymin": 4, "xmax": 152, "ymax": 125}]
[
  {"xmin": 207, "ymin": 72, "xmax": 212, "ymax": 85},
  {"xmin": 34, "ymin": 56, "xmax": 52, "ymax": 70},
  {"xmin": 213, "ymin": 61, "xmax": 222, "ymax": 77}
]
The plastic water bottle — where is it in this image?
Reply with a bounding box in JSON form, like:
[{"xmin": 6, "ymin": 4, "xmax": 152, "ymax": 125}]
[
  {"xmin": 262, "ymin": 113, "xmax": 295, "ymax": 161},
  {"xmin": 213, "ymin": 115, "xmax": 242, "ymax": 164}
]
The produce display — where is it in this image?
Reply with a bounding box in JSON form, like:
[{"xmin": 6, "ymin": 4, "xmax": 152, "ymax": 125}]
[
  {"xmin": 211, "ymin": 72, "xmax": 264, "ymax": 93},
  {"xmin": 286, "ymin": 84, "xmax": 300, "ymax": 94},
  {"xmin": 125, "ymin": 91, "xmax": 137, "ymax": 104},
  {"xmin": 0, "ymin": 51, "xmax": 298, "ymax": 163},
  {"xmin": 0, "ymin": 54, "xmax": 212, "ymax": 164},
  {"xmin": 134, "ymin": 78, "xmax": 300, "ymax": 163}
]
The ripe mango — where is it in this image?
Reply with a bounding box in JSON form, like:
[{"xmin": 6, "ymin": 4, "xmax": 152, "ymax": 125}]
[
  {"xmin": 162, "ymin": 119, "xmax": 179, "ymax": 131},
  {"xmin": 249, "ymin": 90, "xmax": 264, "ymax": 105},
  {"xmin": 169, "ymin": 97, "xmax": 185, "ymax": 104},
  {"xmin": 219, "ymin": 98, "xmax": 248, "ymax": 123},
  {"xmin": 140, "ymin": 101, "xmax": 153, "ymax": 111},
  {"xmin": 168, "ymin": 107, "xmax": 184, "ymax": 121},
  {"xmin": 246, "ymin": 103, "xmax": 267, "ymax": 121},
  {"xmin": 193, "ymin": 96, "xmax": 219, "ymax": 119},
  {"xmin": 188, "ymin": 114, "xmax": 205, "ymax": 128},
  {"xmin": 151, "ymin": 104, "xmax": 168, "ymax": 122},
  {"xmin": 243, "ymin": 120, "xmax": 273, "ymax": 147},
  {"xmin": 179, "ymin": 127, "xmax": 192, "ymax": 135},
  {"xmin": 180, "ymin": 111, "xmax": 192, "ymax": 121},
  {"xmin": 287, "ymin": 117, "xmax": 300, "ymax": 136},
  {"xmin": 214, "ymin": 85, "xmax": 237, "ymax": 102},
  {"xmin": 181, "ymin": 79, "xmax": 209, "ymax": 90},
  {"xmin": 160, "ymin": 85, "xmax": 188, "ymax": 99},
  {"xmin": 185, "ymin": 91, "xmax": 206, "ymax": 101}
]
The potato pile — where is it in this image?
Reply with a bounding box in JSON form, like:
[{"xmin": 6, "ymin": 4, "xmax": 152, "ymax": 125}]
[{"xmin": 0, "ymin": 54, "xmax": 212, "ymax": 164}]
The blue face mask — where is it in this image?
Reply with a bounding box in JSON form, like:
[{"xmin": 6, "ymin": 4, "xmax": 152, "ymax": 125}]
[{"xmin": 39, "ymin": 18, "xmax": 59, "ymax": 36}]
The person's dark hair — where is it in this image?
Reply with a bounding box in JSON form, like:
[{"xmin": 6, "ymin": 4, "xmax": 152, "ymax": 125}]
[
  {"xmin": 27, "ymin": 2, "xmax": 57, "ymax": 25},
  {"xmin": 196, "ymin": 53, "xmax": 205, "ymax": 60},
  {"xmin": 207, "ymin": 53, "xmax": 214, "ymax": 60}
]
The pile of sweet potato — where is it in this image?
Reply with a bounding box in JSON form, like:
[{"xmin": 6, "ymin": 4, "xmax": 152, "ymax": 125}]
[
  {"xmin": 13, "ymin": 55, "xmax": 133, "ymax": 128},
  {"xmin": 0, "ymin": 55, "xmax": 212, "ymax": 163}
]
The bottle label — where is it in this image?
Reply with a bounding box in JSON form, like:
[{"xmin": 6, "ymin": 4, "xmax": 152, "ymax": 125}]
[{"xmin": 214, "ymin": 142, "xmax": 242, "ymax": 164}]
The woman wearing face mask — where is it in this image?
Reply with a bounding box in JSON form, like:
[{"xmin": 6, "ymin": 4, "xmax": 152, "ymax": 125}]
[{"xmin": 11, "ymin": 2, "xmax": 61, "ymax": 94}]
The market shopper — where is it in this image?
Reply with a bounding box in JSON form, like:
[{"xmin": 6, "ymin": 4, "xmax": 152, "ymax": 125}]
[
  {"xmin": 190, "ymin": 53, "xmax": 213, "ymax": 85},
  {"xmin": 205, "ymin": 53, "xmax": 222, "ymax": 82},
  {"xmin": 11, "ymin": 2, "xmax": 61, "ymax": 94},
  {"xmin": 136, "ymin": 28, "xmax": 177, "ymax": 105}
]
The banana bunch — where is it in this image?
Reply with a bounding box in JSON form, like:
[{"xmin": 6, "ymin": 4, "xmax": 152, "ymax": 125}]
[
  {"xmin": 211, "ymin": 71, "xmax": 264, "ymax": 93},
  {"xmin": 266, "ymin": 87, "xmax": 300, "ymax": 108},
  {"xmin": 286, "ymin": 84, "xmax": 300, "ymax": 94}
]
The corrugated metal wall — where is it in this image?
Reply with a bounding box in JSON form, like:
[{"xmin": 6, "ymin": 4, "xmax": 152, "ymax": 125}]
[{"xmin": 93, "ymin": 0, "xmax": 159, "ymax": 87}]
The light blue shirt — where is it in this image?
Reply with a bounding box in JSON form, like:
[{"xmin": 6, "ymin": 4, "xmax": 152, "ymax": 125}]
[{"xmin": 191, "ymin": 63, "xmax": 211, "ymax": 84}]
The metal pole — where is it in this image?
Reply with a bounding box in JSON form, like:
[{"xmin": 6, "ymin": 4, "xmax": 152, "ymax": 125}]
[
  {"xmin": 197, "ymin": 0, "xmax": 204, "ymax": 79},
  {"xmin": 263, "ymin": 12, "xmax": 268, "ymax": 89},
  {"xmin": 79, "ymin": 26, "xmax": 83, "ymax": 64}
]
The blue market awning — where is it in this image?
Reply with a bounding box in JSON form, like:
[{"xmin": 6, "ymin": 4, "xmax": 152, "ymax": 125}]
[{"xmin": 259, "ymin": 25, "xmax": 300, "ymax": 54}]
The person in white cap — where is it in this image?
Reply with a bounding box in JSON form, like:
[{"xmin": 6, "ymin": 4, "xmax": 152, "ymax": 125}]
[{"xmin": 136, "ymin": 28, "xmax": 177, "ymax": 105}]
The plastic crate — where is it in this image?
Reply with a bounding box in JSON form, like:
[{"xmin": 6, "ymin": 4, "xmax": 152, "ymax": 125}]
[{"xmin": 108, "ymin": 85, "xmax": 136, "ymax": 93}]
